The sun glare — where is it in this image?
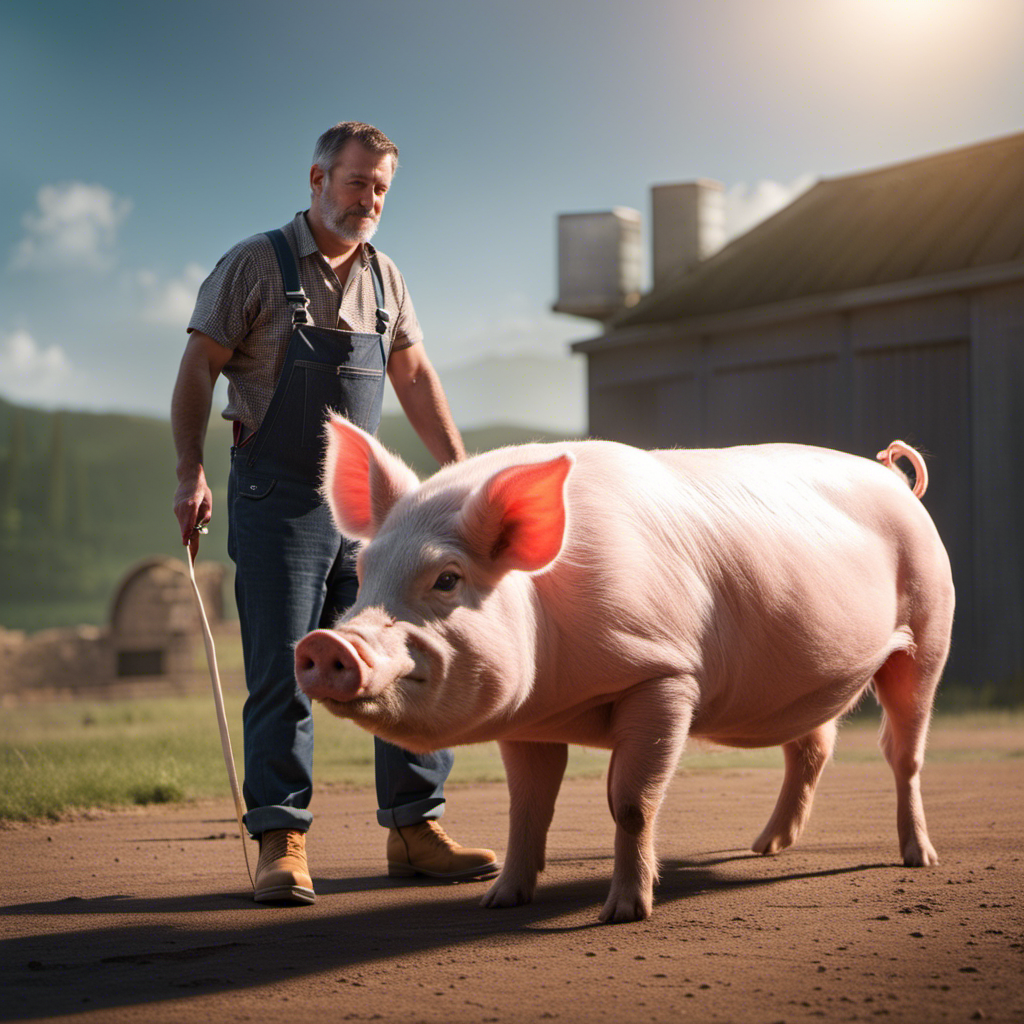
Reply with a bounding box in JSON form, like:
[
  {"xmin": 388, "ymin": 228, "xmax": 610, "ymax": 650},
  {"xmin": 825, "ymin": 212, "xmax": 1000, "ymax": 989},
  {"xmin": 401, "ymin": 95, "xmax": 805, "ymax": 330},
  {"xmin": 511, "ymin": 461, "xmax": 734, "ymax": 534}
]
[
  {"xmin": 804, "ymin": 0, "xmax": 1006, "ymax": 100},
  {"xmin": 859, "ymin": 0, "xmax": 957, "ymax": 25}
]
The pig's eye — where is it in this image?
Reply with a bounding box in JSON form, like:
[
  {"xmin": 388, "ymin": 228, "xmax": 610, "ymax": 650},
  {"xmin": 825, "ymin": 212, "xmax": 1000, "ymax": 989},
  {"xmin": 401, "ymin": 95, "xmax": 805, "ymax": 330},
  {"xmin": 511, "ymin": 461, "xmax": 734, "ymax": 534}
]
[{"xmin": 432, "ymin": 571, "xmax": 461, "ymax": 592}]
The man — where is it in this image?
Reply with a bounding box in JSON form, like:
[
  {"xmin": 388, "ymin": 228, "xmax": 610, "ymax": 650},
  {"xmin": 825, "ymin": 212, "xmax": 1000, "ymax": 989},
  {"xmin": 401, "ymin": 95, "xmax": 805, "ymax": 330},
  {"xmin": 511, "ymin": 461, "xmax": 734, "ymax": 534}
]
[{"xmin": 171, "ymin": 121, "xmax": 497, "ymax": 905}]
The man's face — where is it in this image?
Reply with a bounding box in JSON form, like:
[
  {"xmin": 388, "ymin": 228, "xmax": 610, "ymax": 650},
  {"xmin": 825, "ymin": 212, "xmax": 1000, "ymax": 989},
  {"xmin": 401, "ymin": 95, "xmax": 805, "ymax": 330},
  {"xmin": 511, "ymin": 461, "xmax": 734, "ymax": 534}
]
[{"xmin": 312, "ymin": 140, "xmax": 395, "ymax": 244}]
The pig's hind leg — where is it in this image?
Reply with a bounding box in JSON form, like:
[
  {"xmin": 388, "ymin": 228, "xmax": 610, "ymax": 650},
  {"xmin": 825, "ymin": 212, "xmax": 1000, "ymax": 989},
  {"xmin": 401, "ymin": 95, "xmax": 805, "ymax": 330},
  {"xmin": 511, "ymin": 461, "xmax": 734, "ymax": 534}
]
[
  {"xmin": 751, "ymin": 719, "xmax": 837, "ymax": 856},
  {"xmin": 601, "ymin": 683, "xmax": 695, "ymax": 924},
  {"xmin": 874, "ymin": 647, "xmax": 941, "ymax": 866},
  {"xmin": 481, "ymin": 740, "xmax": 568, "ymax": 909}
]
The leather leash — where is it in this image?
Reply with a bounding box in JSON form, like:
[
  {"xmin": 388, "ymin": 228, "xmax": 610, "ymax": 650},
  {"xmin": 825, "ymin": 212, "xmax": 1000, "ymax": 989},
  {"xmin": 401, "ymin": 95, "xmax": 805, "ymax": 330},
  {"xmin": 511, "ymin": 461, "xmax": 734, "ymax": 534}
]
[{"xmin": 186, "ymin": 530, "xmax": 254, "ymax": 889}]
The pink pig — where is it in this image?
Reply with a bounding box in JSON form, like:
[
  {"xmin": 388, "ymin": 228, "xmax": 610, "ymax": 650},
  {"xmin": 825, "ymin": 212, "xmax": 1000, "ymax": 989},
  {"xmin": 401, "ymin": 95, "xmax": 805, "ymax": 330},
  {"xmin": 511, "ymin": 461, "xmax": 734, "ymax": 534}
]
[{"xmin": 295, "ymin": 416, "xmax": 954, "ymax": 923}]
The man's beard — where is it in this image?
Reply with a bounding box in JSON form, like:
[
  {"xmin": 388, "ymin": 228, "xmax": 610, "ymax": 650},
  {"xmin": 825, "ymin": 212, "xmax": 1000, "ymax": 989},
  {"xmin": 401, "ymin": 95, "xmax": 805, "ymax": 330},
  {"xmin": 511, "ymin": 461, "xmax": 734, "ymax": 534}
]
[{"xmin": 321, "ymin": 190, "xmax": 379, "ymax": 244}]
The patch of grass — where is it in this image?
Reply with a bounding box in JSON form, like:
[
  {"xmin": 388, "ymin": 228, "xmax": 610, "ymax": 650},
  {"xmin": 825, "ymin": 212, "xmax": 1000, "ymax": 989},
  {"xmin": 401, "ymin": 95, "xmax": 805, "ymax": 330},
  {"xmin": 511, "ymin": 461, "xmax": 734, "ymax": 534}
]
[
  {"xmin": 1, "ymin": 726, "xmax": 210, "ymax": 822},
  {"xmin": 130, "ymin": 778, "xmax": 187, "ymax": 805},
  {"xmin": 934, "ymin": 680, "xmax": 1024, "ymax": 712},
  {"xmin": 1, "ymin": 694, "xmax": 1019, "ymax": 823}
]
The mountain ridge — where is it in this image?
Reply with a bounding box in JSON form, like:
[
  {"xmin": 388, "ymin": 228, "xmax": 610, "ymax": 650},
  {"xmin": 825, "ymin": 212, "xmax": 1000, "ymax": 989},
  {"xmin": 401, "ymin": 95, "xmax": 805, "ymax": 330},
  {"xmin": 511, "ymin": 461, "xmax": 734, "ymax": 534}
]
[{"xmin": 0, "ymin": 395, "xmax": 579, "ymax": 631}]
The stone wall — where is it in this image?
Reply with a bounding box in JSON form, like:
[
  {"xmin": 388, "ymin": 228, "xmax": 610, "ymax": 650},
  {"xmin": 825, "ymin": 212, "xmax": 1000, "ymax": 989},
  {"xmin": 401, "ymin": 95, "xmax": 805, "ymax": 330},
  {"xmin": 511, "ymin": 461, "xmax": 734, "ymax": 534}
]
[{"xmin": 1, "ymin": 557, "xmax": 236, "ymax": 704}]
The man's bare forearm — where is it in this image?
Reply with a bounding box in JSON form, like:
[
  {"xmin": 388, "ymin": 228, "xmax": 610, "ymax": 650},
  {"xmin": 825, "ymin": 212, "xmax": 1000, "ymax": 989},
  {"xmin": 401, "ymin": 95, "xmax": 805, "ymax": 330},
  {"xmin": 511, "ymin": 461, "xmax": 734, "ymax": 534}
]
[
  {"xmin": 171, "ymin": 333, "xmax": 232, "ymax": 542},
  {"xmin": 389, "ymin": 348, "xmax": 466, "ymax": 465},
  {"xmin": 172, "ymin": 355, "xmax": 215, "ymax": 479},
  {"xmin": 172, "ymin": 333, "xmax": 231, "ymax": 478}
]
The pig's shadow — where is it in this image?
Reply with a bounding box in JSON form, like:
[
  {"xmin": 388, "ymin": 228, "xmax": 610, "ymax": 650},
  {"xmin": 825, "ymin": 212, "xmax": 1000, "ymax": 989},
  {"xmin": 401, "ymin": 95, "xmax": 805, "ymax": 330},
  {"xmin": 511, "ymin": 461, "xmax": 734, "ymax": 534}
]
[
  {"xmin": 0, "ymin": 854, "xmax": 895, "ymax": 1020},
  {"xmin": 317, "ymin": 847, "xmax": 891, "ymax": 905}
]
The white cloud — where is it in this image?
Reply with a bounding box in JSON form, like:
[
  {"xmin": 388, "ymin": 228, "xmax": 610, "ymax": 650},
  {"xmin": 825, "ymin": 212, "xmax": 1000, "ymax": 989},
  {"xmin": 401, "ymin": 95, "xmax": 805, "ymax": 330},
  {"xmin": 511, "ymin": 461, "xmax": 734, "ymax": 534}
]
[
  {"xmin": 451, "ymin": 314, "xmax": 585, "ymax": 362},
  {"xmin": 11, "ymin": 183, "xmax": 132, "ymax": 272},
  {"xmin": 385, "ymin": 306, "xmax": 588, "ymax": 433},
  {"xmin": 0, "ymin": 328, "xmax": 78, "ymax": 407},
  {"xmin": 723, "ymin": 174, "xmax": 815, "ymax": 241},
  {"xmin": 136, "ymin": 263, "xmax": 206, "ymax": 325},
  {"xmin": 432, "ymin": 291, "xmax": 590, "ymax": 366}
]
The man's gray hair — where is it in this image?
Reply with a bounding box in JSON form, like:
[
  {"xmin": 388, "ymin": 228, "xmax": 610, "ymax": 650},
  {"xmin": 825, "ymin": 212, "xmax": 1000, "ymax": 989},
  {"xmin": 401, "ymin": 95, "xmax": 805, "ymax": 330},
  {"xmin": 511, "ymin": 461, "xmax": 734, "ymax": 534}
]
[{"xmin": 313, "ymin": 122, "xmax": 399, "ymax": 173}]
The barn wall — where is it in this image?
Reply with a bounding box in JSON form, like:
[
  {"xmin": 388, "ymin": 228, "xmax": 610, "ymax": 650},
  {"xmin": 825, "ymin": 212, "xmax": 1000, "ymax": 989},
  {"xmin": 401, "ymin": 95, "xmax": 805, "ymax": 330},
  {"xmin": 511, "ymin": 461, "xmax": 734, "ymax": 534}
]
[
  {"xmin": 585, "ymin": 284, "xmax": 1024, "ymax": 687},
  {"xmin": 847, "ymin": 327, "xmax": 973, "ymax": 682},
  {"xmin": 970, "ymin": 284, "xmax": 1024, "ymax": 683}
]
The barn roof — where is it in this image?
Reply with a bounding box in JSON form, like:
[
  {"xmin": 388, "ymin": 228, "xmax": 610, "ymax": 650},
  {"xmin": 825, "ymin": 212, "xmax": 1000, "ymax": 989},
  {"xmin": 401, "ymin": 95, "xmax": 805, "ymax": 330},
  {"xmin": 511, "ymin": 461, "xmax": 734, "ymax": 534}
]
[{"xmin": 607, "ymin": 131, "xmax": 1024, "ymax": 333}]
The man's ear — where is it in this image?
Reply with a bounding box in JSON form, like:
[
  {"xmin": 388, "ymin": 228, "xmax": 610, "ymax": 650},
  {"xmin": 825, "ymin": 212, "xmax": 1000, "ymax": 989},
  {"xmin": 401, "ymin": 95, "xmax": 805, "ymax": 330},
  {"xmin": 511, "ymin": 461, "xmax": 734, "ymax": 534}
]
[
  {"xmin": 459, "ymin": 454, "xmax": 574, "ymax": 574},
  {"xmin": 309, "ymin": 163, "xmax": 325, "ymax": 199},
  {"xmin": 320, "ymin": 413, "xmax": 420, "ymax": 540}
]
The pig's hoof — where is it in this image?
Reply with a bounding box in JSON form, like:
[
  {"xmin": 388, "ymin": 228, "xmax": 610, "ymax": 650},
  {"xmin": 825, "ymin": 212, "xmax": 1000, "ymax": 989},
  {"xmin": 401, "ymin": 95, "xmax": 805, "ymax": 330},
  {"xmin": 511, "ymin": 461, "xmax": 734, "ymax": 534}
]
[
  {"xmin": 598, "ymin": 891, "xmax": 652, "ymax": 924},
  {"xmin": 751, "ymin": 829, "xmax": 795, "ymax": 856},
  {"xmin": 481, "ymin": 877, "xmax": 535, "ymax": 909},
  {"xmin": 902, "ymin": 838, "xmax": 939, "ymax": 867}
]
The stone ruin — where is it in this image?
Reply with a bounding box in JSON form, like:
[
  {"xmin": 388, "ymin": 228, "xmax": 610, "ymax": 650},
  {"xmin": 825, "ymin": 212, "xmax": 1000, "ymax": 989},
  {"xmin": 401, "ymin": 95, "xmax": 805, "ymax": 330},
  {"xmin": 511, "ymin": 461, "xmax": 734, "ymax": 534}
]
[{"xmin": 0, "ymin": 557, "xmax": 232, "ymax": 704}]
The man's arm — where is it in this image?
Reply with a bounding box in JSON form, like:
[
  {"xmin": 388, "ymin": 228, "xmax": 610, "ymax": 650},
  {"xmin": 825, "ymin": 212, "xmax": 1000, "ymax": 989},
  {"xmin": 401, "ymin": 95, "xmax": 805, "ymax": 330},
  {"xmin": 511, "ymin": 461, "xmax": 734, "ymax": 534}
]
[
  {"xmin": 171, "ymin": 331, "xmax": 233, "ymax": 551},
  {"xmin": 387, "ymin": 344, "xmax": 466, "ymax": 465}
]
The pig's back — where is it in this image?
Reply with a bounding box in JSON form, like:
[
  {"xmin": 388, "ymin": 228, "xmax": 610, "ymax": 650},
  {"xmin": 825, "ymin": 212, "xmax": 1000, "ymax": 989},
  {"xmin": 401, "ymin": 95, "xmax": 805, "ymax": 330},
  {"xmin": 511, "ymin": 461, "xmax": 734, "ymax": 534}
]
[
  {"xmin": 514, "ymin": 438, "xmax": 943, "ymax": 576},
  {"xmin": 564, "ymin": 439, "xmax": 918, "ymax": 537},
  {"xmin": 647, "ymin": 441, "xmax": 942, "ymax": 551}
]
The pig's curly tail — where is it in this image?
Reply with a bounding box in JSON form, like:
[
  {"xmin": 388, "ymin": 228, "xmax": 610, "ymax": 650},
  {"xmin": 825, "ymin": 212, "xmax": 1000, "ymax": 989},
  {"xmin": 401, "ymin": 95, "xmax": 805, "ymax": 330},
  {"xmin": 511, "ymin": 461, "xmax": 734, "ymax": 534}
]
[{"xmin": 876, "ymin": 441, "xmax": 928, "ymax": 499}]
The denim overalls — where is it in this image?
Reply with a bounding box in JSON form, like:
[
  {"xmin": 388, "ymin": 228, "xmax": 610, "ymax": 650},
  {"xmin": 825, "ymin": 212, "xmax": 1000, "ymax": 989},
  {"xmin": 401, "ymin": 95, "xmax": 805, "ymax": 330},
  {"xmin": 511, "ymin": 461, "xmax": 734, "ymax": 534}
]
[{"xmin": 227, "ymin": 229, "xmax": 453, "ymax": 837}]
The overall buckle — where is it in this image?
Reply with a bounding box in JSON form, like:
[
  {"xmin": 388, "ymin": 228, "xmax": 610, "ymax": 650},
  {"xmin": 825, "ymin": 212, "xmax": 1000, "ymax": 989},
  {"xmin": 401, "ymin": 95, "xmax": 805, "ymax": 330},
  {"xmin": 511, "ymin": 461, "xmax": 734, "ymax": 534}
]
[{"xmin": 286, "ymin": 288, "xmax": 309, "ymax": 326}]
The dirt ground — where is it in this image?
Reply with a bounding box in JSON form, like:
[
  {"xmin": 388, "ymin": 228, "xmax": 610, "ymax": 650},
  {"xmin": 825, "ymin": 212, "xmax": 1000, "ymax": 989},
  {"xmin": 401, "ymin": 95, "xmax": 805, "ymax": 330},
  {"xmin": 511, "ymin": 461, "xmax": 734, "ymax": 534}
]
[{"xmin": 2, "ymin": 729, "xmax": 1022, "ymax": 1024}]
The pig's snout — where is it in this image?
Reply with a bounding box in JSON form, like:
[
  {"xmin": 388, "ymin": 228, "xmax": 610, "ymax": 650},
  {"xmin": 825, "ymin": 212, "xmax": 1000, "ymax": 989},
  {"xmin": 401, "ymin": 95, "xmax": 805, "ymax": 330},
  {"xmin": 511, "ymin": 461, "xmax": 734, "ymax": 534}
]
[{"xmin": 295, "ymin": 630, "xmax": 369, "ymax": 703}]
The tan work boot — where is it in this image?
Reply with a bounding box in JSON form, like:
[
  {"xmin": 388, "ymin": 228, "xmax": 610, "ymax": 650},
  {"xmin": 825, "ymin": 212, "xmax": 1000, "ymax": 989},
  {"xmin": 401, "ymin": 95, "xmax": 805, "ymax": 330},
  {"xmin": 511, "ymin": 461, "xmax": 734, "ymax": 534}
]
[
  {"xmin": 387, "ymin": 820, "xmax": 499, "ymax": 880},
  {"xmin": 254, "ymin": 828, "xmax": 316, "ymax": 904}
]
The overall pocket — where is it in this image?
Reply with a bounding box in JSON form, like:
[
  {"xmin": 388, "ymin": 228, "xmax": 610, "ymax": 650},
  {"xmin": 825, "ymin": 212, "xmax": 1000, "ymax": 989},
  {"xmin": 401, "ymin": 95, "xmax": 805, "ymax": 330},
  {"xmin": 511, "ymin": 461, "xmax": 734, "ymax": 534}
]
[
  {"xmin": 298, "ymin": 359, "xmax": 384, "ymax": 447},
  {"xmin": 236, "ymin": 475, "xmax": 277, "ymax": 500},
  {"xmin": 227, "ymin": 467, "xmax": 277, "ymax": 563}
]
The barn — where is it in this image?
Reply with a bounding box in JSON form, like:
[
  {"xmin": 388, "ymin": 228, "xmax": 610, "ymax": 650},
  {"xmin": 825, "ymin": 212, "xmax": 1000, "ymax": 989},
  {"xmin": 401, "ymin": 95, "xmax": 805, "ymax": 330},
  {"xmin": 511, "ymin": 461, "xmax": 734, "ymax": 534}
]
[
  {"xmin": 0, "ymin": 556, "xmax": 228, "ymax": 702},
  {"xmin": 109, "ymin": 556, "xmax": 224, "ymax": 681},
  {"xmin": 566, "ymin": 133, "xmax": 1024, "ymax": 690}
]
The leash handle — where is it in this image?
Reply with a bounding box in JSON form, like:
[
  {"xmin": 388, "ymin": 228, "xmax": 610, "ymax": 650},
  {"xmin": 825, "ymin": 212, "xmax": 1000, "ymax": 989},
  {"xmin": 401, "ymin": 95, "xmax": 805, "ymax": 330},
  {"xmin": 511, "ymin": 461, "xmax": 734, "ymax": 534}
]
[{"xmin": 187, "ymin": 540, "xmax": 254, "ymax": 890}]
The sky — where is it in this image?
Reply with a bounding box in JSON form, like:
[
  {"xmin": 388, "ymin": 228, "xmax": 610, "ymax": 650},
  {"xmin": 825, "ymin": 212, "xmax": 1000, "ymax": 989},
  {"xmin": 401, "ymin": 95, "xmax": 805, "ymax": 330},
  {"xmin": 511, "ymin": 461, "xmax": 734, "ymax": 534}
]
[{"xmin": 2, "ymin": 0, "xmax": 1022, "ymax": 425}]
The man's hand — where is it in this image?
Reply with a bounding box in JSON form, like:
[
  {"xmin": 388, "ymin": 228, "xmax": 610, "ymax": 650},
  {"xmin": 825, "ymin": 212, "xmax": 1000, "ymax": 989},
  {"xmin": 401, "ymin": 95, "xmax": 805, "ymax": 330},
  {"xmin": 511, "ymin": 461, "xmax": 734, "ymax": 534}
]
[{"xmin": 174, "ymin": 467, "xmax": 213, "ymax": 559}]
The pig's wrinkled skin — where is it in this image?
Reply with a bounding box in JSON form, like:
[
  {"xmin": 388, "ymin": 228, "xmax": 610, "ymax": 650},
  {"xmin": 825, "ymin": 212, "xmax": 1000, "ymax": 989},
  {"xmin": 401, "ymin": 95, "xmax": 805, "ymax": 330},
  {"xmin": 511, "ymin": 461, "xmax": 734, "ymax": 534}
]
[{"xmin": 295, "ymin": 415, "xmax": 954, "ymax": 923}]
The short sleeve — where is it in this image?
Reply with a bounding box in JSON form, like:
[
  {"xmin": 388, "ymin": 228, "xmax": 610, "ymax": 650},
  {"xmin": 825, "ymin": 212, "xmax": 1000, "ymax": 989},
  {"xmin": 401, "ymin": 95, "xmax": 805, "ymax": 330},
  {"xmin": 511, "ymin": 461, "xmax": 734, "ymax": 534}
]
[
  {"xmin": 386, "ymin": 264, "xmax": 424, "ymax": 353},
  {"xmin": 187, "ymin": 241, "xmax": 264, "ymax": 348}
]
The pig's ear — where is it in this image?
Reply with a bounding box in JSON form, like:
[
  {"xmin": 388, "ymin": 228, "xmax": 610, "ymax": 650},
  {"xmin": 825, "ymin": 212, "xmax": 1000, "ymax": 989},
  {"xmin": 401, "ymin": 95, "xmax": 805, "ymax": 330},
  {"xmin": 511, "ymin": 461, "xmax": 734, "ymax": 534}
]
[
  {"xmin": 461, "ymin": 454, "xmax": 574, "ymax": 573},
  {"xmin": 320, "ymin": 414, "xmax": 420, "ymax": 540}
]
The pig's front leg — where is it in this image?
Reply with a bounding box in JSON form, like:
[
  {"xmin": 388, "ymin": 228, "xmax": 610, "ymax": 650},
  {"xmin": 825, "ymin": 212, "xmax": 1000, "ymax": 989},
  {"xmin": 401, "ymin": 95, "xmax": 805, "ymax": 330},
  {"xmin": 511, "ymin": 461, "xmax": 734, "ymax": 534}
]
[
  {"xmin": 601, "ymin": 682, "xmax": 695, "ymax": 924},
  {"xmin": 481, "ymin": 740, "xmax": 568, "ymax": 909}
]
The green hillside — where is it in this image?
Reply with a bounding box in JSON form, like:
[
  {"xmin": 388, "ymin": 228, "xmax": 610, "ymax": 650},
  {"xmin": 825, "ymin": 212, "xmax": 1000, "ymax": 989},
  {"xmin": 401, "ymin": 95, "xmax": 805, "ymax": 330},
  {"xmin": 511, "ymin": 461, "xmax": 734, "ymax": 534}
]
[{"xmin": 0, "ymin": 397, "xmax": 576, "ymax": 632}]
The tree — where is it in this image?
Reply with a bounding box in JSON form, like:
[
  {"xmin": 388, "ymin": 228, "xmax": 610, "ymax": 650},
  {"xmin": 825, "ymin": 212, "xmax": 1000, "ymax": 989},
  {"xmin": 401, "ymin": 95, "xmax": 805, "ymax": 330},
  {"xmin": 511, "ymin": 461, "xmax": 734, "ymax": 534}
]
[
  {"xmin": 2, "ymin": 410, "xmax": 25, "ymax": 536},
  {"xmin": 47, "ymin": 412, "xmax": 67, "ymax": 537},
  {"xmin": 68, "ymin": 451, "xmax": 89, "ymax": 540}
]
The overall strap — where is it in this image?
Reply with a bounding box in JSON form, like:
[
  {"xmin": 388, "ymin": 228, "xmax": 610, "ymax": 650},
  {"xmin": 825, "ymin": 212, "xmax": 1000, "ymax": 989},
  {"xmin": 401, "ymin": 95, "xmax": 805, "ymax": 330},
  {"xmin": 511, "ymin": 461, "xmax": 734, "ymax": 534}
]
[
  {"xmin": 364, "ymin": 243, "xmax": 390, "ymax": 366},
  {"xmin": 364, "ymin": 243, "xmax": 391, "ymax": 336},
  {"xmin": 264, "ymin": 229, "xmax": 310, "ymax": 327}
]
